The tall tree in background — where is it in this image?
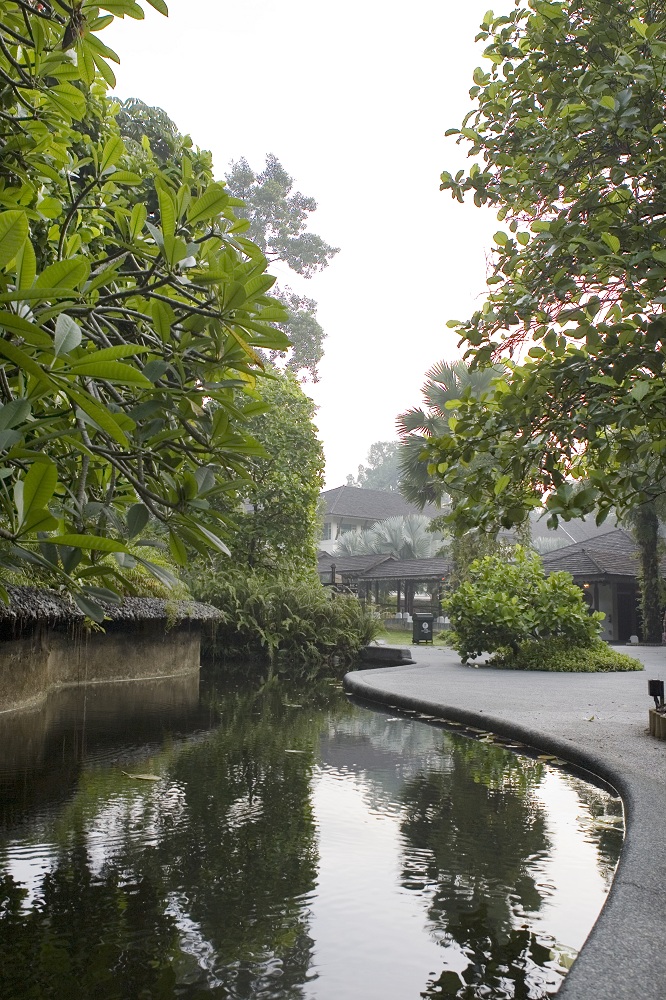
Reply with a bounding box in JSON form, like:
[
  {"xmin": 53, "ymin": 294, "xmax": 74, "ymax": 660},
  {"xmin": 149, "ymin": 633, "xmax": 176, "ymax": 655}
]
[
  {"xmin": 346, "ymin": 441, "xmax": 402, "ymax": 491},
  {"xmin": 117, "ymin": 109, "xmax": 338, "ymax": 381},
  {"xmin": 225, "ymin": 156, "xmax": 339, "ymax": 381},
  {"xmin": 423, "ymin": 0, "xmax": 666, "ymax": 634}
]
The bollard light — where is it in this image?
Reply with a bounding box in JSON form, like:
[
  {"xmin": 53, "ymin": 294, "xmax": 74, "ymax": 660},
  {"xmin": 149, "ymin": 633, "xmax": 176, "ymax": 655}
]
[{"xmin": 648, "ymin": 678, "xmax": 665, "ymax": 710}]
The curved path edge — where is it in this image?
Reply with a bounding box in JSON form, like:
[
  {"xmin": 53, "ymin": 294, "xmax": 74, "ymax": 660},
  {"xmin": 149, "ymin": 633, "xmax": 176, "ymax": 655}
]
[{"xmin": 344, "ymin": 645, "xmax": 666, "ymax": 1000}]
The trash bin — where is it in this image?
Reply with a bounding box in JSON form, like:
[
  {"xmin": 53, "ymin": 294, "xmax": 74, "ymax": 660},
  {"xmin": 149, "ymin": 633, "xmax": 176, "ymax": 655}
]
[{"xmin": 412, "ymin": 613, "xmax": 434, "ymax": 644}]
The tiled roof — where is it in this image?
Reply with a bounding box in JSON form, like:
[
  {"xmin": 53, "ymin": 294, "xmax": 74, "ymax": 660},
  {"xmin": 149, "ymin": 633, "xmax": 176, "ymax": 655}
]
[
  {"xmin": 529, "ymin": 509, "xmax": 619, "ymax": 545},
  {"xmin": 540, "ymin": 529, "xmax": 640, "ymax": 579},
  {"xmin": 359, "ymin": 557, "xmax": 453, "ymax": 581},
  {"xmin": 321, "ymin": 486, "xmax": 439, "ymax": 520},
  {"xmin": 317, "ymin": 554, "xmax": 396, "ymax": 576}
]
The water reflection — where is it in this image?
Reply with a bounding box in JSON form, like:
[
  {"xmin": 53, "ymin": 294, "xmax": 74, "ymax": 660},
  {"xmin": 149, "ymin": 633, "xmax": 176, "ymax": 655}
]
[{"xmin": 0, "ymin": 676, "xmax": 621, "ymax": 999}]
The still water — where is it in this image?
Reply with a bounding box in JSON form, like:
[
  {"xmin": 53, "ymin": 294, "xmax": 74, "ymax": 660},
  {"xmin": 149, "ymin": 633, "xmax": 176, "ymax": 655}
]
[{"xmin": 0, "ymin": 673, "xmax": 622, "ymax": 1000}]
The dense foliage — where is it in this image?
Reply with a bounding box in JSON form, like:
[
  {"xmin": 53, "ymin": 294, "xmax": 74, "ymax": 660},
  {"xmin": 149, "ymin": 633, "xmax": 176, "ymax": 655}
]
[
  {"xmin": 0, "ymin": 1, "xmax": 293, "ymax": 617},
  {"xmin": 427, "ymin": 0, "xmax": 666, "ymax": 535},
  {"xmin": 207, "ymin": 367, "xmax": 325, "ymax": 573},
  {"xmin": 194, "ymin": 570, "xmax": 378, "ymax": 680},
  {"xmin": 445, "ymin": 547, "xmax": 604, "ymax": 663}
]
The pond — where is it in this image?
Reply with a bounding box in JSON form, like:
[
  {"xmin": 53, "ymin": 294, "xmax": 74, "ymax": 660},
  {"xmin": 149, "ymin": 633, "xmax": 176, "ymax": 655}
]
[{"xmin": 0, "ymin": 672, "xmax": 623, "ymax": 1000}]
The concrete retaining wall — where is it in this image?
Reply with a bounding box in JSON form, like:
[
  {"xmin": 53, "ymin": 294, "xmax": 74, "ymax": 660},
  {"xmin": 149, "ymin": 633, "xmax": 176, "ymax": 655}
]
[{"xmin": 0, "ymin": 622, "xmax": 201, "ymax": 713}]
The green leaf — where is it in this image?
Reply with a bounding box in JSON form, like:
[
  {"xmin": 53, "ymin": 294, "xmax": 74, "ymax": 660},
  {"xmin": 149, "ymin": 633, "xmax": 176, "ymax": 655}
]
[
  {"xmin": 19, "ymin": 508, "xmax": 59, "ymax": 535},
  {"xmin": 630, "ymin": 380, "xmax": 651, "ymax": 401},
  {"xmin": 0, "ymin": 398, "xmax": 30, "ymax": 431},
  {"xmin": 0, "ymin": 311, "xmax": 51, "ymax": 347},
  {"xmin": 100, "ymin": 135, "xmax": 125, "ymax": 173},
  {"xmin": 156, "ymin": 180, "xmax": 176, "ymax": 238},
  {"xmin": 151, "ymin": 299, "xmax": 173, "ymax": 340},
  {"xmin": 0, "ymin": 339, "xmax": 50, "ymax": 384},
  {"xmin": 67, "ymin": 359, "xmax": 153, "ymax": 386},
  {"xmin": 96, "ymin": 2, "xmax": 145, "ymax": 17},
  {"xmin": 54, "ymin": 313, "xmax": 82, "ymax": 357},
  {"xmin": 18, "ymin": 460, "xmax": 57, "ymax": 530},
  {"xmin": 493, "ymin": 474, "xmax": 511, "ymax": 496},
  {"xmin": 190, "ymin": 522, "xmax": 231, "ymax": 556},
  {"xmin": 126, "ymin": 502, "xmax": 150, "ymax": 538},
  {"xmin": 72, "ymin": 593, "xmax": 106, "ymax": 622},
  {"xmin": 105, "ymin": 169, "xmax": 142, "ymax": 184},
  {"xmin": 49, "ymin": 534, "xmax": 128, "ymax": 552},
  {"xmin": 0, "ymin": 210, "xmax": 28, "ymax": 269},
  {"xmin": 135, "ymin": 556, "xmax": 178, "ymax": 588},
  {"xmin": 65, "ymin": 387, "xmax": 128, "ymax": 446},
  {"xmin": 168, "ymin": 530, "xmax": 187, "ymax": 566},
  {"xmin": 79, "ymin": 344, "xmax": 150, "ymax": 362},
  {"xmin": 144, "ymin": 0, "xmax": 169, "ymax": 12},
  {"xmin": 129, "ymin": 202, "xmax": 147, "ymax": 239},
  {"xmin": 44, "ymin": 83, "xmax": 87, "ymax": 120},
  {"xmin": 36, "ymin": 257, "xmax": 90, "ymax": 289},
  {"xmin": 187, "ymin": 183, "xmax": 229, "ymax": 225},
  {"xmin": 15, "ymin": 238, "xmax": 36, "ymax": 289},
  {"xmin": 601, "ymin": 231, "xmax": 620, "ymax": 253},
  {"xmin": 599, "ymin": 95, "xmax": 616, "ymax": 111}
]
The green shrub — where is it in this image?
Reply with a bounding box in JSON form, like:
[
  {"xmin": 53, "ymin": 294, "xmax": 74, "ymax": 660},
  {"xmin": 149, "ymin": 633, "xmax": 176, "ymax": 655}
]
[
  {"xmin": 445, "ymin": 546, "xmax": 603, "ymax": 662},
  {"xmin": 189, "ymin": 567, "xmax": 378, "ymax": 680},
  {"xmin": 492, "ymin": 637, "xmax": 643, "ymax": 672}
]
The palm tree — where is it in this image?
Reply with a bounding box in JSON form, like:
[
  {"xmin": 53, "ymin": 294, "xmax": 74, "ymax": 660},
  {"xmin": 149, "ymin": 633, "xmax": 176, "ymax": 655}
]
[
  {"xmin": 396, "ymin": 360, "xmax": 503, "ymax": 509},
  {"xmin": 334, "ymin": 515, "xmax": 445, "ymax": 560}
]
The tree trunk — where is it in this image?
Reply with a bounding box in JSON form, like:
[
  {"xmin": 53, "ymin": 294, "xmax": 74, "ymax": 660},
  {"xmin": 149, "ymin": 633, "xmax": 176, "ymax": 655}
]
[{"xmin": 631, "ymin": 503, "xmax": 662, "ymax": 643}]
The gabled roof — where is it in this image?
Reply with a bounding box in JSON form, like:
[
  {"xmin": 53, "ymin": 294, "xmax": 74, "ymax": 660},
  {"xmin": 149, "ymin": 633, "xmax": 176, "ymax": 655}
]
[
  {"xmin": 317, "ymin": 553, "xmax": 396, "ymax": 576},
  {"xmin": 540, "ymin": 529, "xmax": 640, "ymax": 579},
  {"xmin": 321, "ymin": 486, "xmax": 439, "ymax": 521},
  {"xmin": 529, "ymin": 509, "xmax": 619, "ymax": 545},
  {"xmin": 359, "ymin": 557, "xmax": 452, "ymax": 581}
]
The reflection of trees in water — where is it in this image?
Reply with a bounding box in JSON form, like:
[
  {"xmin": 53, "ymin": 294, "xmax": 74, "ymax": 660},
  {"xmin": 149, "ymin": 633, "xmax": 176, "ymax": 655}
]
[
  {"xmin": 400, "ymin": 740, "xmax": 559, "ymax": 999},
  {"xmin": 559, "ymin": 776, "xmax": 623, "ymax": 886},
  {"xmin": 0, "ymin": 684, "xmax": 333, "ymax": 1000}
]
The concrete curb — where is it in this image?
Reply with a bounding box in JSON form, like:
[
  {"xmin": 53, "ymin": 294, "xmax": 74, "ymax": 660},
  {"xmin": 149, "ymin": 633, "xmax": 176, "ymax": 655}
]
[{"xmin": 344, "ymin": 644, "xmax": 666, "ymax": 1000}]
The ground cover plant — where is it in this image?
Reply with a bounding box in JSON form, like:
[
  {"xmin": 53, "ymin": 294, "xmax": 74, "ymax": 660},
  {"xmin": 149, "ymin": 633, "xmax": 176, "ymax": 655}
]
[{"xmin": 445, "ymin": 546, "xmax": 642, "ymax": 671}]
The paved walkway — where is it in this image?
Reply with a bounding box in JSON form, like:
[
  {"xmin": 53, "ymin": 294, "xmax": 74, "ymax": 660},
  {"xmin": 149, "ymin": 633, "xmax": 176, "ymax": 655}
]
[{"xmin": 344, "ymin": 643, "xmax": 666, "ymax": 1000}]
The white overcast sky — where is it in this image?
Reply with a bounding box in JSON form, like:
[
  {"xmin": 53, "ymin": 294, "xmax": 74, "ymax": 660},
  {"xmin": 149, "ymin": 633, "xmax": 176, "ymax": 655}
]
[{"xmin": 106, "ymin": 1, "xmax": 506, "ymax": 488}]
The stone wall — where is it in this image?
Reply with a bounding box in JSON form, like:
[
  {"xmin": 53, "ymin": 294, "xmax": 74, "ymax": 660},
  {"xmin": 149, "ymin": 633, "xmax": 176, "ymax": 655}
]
[{"xmin": 0, "ymin": 621, "xmax": 202, "ymax": 713}]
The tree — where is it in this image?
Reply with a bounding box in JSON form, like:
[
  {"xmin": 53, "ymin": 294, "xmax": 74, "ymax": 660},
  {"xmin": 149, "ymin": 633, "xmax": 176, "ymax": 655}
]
[
  {"xmin": 218, "ymin": 368, "xmax": 325, "ymax": 573},
  {"xmin": 345, "ymin": 440, "xmax": 402, "ymax": 491},
  {"xmin": 397, "ymin": 360, "xmax": 505, "ymax": 581},
  {"xmin": 334, "ymin": 514, "xmax": 443, "ymax": 559},
  {"xmin": 0, "ymin": 1, "xmax": 290, "ymax": 617},
  {"xmin": 446, "ymin": 547, "xmax": 603, "ymax": 662},
  {"xmin": 397, "ymin": 360, "xmax": 501, "ymax": 509},
  {"xmin": 115, "ymin": 115, "xmax": 336, "ymax": 382},
  {"xmin": 422, "ymin": 1, "xmax": 666, "ymax": 630},
  {"xmin": 225, "ymin": 155, "xmax": 339, "ymax": 381}
]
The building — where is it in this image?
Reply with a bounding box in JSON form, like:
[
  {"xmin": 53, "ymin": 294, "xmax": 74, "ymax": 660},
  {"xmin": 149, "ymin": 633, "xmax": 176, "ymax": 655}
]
[
  {"xmin": 319, "ymin": 486, "xmax": 439, "ymax": 554},
  {"xmin": 540, "ymin": 529, "xmax": 642, "ymax": 642}
]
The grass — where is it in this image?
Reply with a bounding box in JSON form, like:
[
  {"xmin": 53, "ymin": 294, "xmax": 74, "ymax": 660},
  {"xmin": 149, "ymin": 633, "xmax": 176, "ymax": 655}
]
[{"xmin": 371, "ymin": 626, "xmax": 452, "ymax": 646}]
